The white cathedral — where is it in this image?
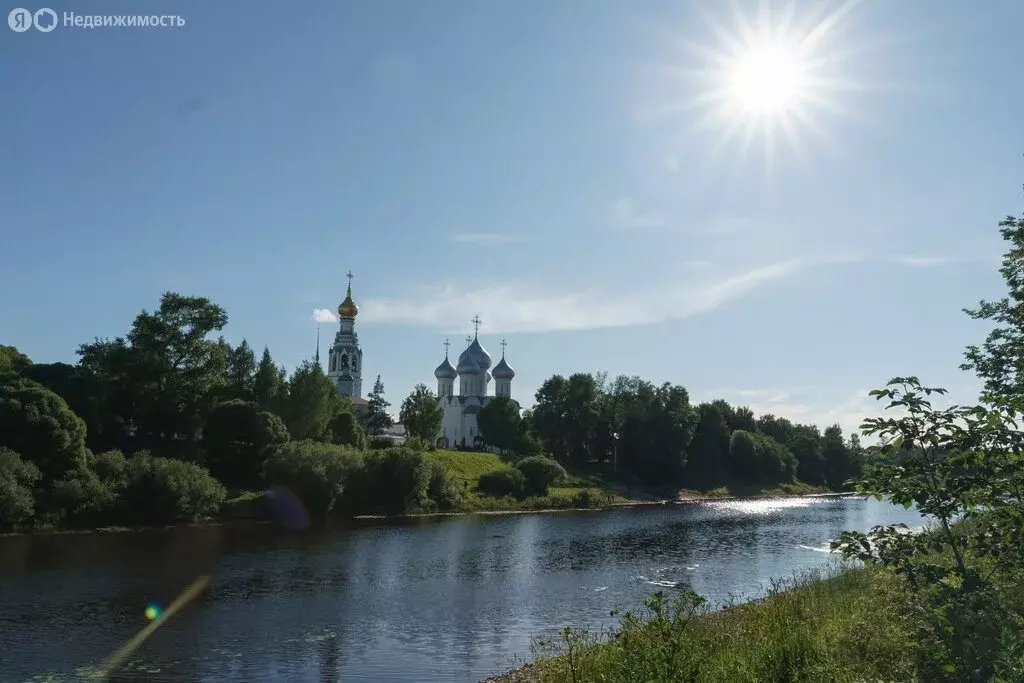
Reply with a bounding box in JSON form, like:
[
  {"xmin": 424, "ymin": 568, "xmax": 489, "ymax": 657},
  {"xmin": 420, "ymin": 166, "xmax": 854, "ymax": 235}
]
[
  {"xmin": 322, "ymin": 274, "xmax": 517, "ymax": 447},
  {"xmin": 433, "ymin": 315, "xmax": 516, "ymax": 449}
]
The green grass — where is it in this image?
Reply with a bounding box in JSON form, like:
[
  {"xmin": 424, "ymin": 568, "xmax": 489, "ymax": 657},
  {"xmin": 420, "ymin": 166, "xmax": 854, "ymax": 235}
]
[
  {"xmin": 525, "ymin": 565, "xmax": 915, "ymax": 682},
  {"xmin": 426, "ymin": 450, "xmax": 513, "ymax": 489}
]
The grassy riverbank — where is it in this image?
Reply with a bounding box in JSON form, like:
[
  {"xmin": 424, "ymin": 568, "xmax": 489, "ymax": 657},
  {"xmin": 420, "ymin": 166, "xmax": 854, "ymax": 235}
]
[{"xmin": 486, "ymin": 565, "xmax": 915, "ymax": 683}]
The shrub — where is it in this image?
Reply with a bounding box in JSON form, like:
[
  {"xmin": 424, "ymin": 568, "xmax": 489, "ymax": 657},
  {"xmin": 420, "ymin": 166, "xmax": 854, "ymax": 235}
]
[
  {"xmin": 477, "ymin": 468, "xmax": 526, "ymax": 499},
  {"xmin": 120, "ymin": 452, "xmax": 227, "ymax": 523},
  {"xmin": 50, "ymin": 449, "xmax": 128, "ymax": 525},
  {"xmin": 425, "ymin": 459, "xmax": 461, "ymax": 511},
  {"xmin": 202, "ymin": 400, "xmax": 289, "ymax": 488},
  {"xmin": 369, "ymin": 436, "xmax": 394, "ymax": 450},
  {"xmin": 263, "ymin": 440, "xmax": 362, "ymax": 519},
  {"xmin": 0, "ymin": 447, "xmax": 40, "ymax": 528},
  {"xmin": 404, "ymin": 436, "xmax": 430, "ymax": 451},
  {"xmin": 354, "ymin": 447, "xmax": 431, "ymax": 515},
  {"xmin": 328, "ymin": 411, "xmax": 365, "ymax": 449},
  {"xmin": 0, "ymin": 377, "xmax": 88, "ymax": 480},
  {"xmin": 515, "ymin": 455, "xmax": 567, "ymax": 496}
]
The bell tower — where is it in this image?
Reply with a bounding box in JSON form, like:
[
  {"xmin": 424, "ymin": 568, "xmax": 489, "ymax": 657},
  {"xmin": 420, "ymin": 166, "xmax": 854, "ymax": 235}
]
[{"xmin": 327, "ymin": 270, "xmax": 363, "ymax": 398}]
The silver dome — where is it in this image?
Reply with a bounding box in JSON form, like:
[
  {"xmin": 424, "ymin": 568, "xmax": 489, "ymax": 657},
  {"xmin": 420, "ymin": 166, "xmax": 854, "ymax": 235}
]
[
  {"xmin": 466, "ymin": 337, "xmax": 491, "ymax": 370},
  {"xmin": 492, "ymin": 355, "xmax": 515, "ymax": 380},
  {"xmin": 434, "ymin": 356, "xmax": 457, "ymax": 379}
]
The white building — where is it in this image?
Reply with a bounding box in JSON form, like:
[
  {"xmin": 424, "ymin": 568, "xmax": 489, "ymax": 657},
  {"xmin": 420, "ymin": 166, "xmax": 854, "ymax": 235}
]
[
  {"xmin": 434, "ymin": 316, "xmax": 516, "ymax": 449},
  {"xmin": 325, "ymin": 271, "xmax": 368, "ymax": 415}
]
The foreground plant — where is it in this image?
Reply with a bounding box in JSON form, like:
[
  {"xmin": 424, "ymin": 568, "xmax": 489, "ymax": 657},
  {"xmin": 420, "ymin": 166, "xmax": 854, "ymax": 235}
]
[{"xmin": 832, "ymin": 376, "xmax": 1024, "ymax": 681}]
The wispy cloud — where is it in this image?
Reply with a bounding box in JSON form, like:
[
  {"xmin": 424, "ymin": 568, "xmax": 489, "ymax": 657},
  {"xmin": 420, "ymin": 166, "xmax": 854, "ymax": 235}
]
[
  {"xmin": 611, "ymin": 198, "xmax": 669, "ymax": 229},
  {"xmin": 312, "ymin": 308, "xmax": 337, "ymax": 323},
  {"xmin": 450, "ymin": 233, "xmax": 523, "ymax": 245},
  {"xmin": 359, "ymin": 259, "xmax": 803, "ymax": 333},
  {"xmin": 885, "ymin": 254, "xmax": 955, "ymax": 268}
]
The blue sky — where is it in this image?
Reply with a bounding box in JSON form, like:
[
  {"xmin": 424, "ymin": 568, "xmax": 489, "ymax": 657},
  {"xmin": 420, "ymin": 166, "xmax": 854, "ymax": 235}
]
[{"xmin": 1, "ymin": 0, "xmax": 1021, "ymax": 433}]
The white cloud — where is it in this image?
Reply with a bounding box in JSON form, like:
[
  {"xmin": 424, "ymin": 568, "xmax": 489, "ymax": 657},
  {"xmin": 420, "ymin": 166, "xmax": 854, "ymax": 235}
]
[
  {"xmin": 886, "ymin": 255, "xmax": 955, "ymax": 268},
  {"xmin": 664, "ymin": 156, "xmax": 680, "ymax": 173},
  {"xmin": 611, "ymin": 197, "xmax": 669, "ymax": 229},
  {"xmin": 450, "ymin": 233, "xmax": 523, "ymax": 245},
  {"xmin": 358, "ymin": 259, "xmax": 803, "ymax": 333},
  {"xmin": 312, "ymin": 308, "xmax": 337, "ymax": 323}
]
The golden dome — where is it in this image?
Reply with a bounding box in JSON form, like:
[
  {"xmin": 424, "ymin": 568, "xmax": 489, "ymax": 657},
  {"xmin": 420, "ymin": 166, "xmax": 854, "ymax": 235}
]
[{"xmin": 338, "ymin": 290, "xmax": 358, "ymax": 318}]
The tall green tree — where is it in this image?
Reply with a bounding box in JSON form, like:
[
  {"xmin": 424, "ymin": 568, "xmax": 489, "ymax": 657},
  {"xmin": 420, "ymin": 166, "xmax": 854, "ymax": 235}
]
[
  {"xmin": 962, "ymin": 207, "xmax": 1024, "ymax": 402},
  {"xmin": 685, "ymin": 403, "xmax": 731, "ymax": 486},
  {"xmin": 201, "ymin": 399, "xmax": 289, "ymax": 488},
  {"xmin": 77, "ymin": 292, "xmax": 230, "ymax": 445},
  {"xmin": 820, "ymin": 423, "xmax": 857, "ymax": 491},
  {"xmin": 0, "ymin": 377, "xmax": 88, "ymax": 480},
  {"xmin": 363, "ymin": 374, "xmax": 393, "ymax": 436},
  {"xmin": 253, "ymin": 346, "xmax": 286, "ymax": 411},
  {"xmin": 399, "ymin": 384, "xmax": 443, "ymax": 442},
  {"xmin": 280, "ymin": 361, "xmax": 346, "ymax": 441},
  {"xmin": 0, "ymin": 346, "xmax": 31, "ymax": 375},
  {"xmin": 477, "ymin": 396, "xmax": 528, "ymax": 452},
  {"xmin": 226, "ymin": 339, "xmax": 257, "ymax": 401},
  {"xmin": 328, "ymin": 410, "xmax": 366, "ymax": 448}
]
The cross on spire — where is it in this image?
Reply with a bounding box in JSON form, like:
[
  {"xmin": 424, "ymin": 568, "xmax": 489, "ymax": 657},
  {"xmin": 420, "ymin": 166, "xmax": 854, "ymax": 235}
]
[
  {"xmin": 465, "ymin": 335, "xmax": 472, "ymax": 345},
  {"xmin": 500, "ymin": 338, "xmax": 507, "ymax": 355},
  {"xmin": 443, "ymin": 338, "xmax": 451, "ymax": 356},
  {"xmin": 471, "ymin": 314, "xmax": 482, "ymax": 337},
  {"xmin": 345, "ymin": 270, "xmax": 354, "ymax": 294}
]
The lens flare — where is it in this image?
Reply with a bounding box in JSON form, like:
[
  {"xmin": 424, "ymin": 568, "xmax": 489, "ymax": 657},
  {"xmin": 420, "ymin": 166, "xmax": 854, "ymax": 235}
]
[{"xmin": 143, "ymin": 604, "xmax": 163, "ymax": 621}]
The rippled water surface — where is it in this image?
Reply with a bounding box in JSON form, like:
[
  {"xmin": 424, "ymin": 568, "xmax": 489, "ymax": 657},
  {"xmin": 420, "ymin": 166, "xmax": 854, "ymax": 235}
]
[{"xmin": 0, "ymin": 496, "xmax": 925, "ymax": 683}]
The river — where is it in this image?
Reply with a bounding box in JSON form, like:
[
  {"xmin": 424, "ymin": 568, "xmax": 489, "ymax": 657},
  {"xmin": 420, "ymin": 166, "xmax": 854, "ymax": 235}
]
[{"xmin": 0, "ymin": 496, "xmax": 925, "ymax": 683}]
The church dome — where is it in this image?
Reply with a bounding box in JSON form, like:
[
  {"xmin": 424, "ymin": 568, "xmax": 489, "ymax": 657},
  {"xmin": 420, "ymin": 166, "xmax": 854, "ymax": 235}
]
[
  {"xmin": 492, "ymin": 355, "xmax": 515, "ymax": 380},
  {"xmin": 338, "ymin": 293, "xmax": 358, "ymax": 318},
  {"xmin": 456, "ymin": 354, "xmax": 478, "ymax": 374},
  {"xmin": 434, "ymin": 356, "xmax": 457, "ymax": 379},
  {"xmin": 466, "ymin": 337, "xmax": 491, "ymax": 370}
]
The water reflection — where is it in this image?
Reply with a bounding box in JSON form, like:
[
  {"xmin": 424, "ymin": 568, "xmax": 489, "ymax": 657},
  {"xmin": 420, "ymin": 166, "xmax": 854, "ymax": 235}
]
[{"xmin": 0, "ymin": 497, "xmax": 925, "ymax": 683}]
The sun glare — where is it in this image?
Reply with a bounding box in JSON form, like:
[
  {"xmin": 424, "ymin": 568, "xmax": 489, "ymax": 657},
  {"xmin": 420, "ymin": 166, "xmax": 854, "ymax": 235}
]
[{"xmin": 727, "ymin": 43, "xmax": 807, "ymax": 115}]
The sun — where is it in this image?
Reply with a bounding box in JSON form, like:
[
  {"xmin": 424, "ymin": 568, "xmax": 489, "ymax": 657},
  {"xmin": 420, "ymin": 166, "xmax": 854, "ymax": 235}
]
[{"xmin": 726, "ymin": 42, "xmax": 808, "ymax": 116}]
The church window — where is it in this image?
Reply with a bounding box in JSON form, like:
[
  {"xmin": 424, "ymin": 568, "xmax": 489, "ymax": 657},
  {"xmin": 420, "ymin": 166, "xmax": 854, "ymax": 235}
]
[{"xmin": 341, "ymin": 354, "xmax": 349, "ymax": 370}]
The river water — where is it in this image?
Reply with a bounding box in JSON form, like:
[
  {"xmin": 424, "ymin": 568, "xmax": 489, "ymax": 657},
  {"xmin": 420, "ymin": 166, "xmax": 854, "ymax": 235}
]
[{"xmin": 0, "ymin": 496, "xmax": 925, "ymax": 683}]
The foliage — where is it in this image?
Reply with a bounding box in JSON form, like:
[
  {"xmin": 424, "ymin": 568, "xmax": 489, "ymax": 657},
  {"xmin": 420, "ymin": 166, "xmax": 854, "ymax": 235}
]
[
  {"xmin": 728, "ymin": 430, "xmax": 796, "ymax": 484},
  {"xmin": 328, "ymin": 410, "xmax": 365, "ymax": 448},
  {"xmin": 224, "ymin": 339, "xmax": 257, "ymax": 401},
  {"xmin": 0, "ymin": 447, "xmax": 41, "ymax": 528},
  {"xmin": 477, "ymin": 468, "xmax": 527, "ymax": 499},
  {"xmin": 0, "ymin": 377, "xmax": 88, "ymax": 480},
  {"xmin": 424, "ymin": 459, "xmax": 461, "ymax": 511},
  {"xmin": 962, "ymin": 209, "xmax": 1024, "ymax": 402},
  {"xmin": 119, "ymin": 451, "xmax": 226, "ymax": 523},
  {"xmin": 515, "ymin": 455, "xmax": 567, "ymax": 496},
  {"xmin": 22, "ymin": 362, "xmax": 120, "ymax": 452},
  {"xmin": 477, "ymin": 396, "xmax": 531, "ymax": 453},
  {"xmin": 363, "ymin": 374, "xmax": 393, "ymax": 436},
  {"xmin": 279, "ymin": 360, "xmax": 347, "ymax": 441},
  {"xmin": 685, "ymin": 403, "xmax": 730, "ymax": 487},
  {"xmin": 530, "ymin": 567, "xmax": 915, "ymax": 683},
  {"xmin": 399, "ymin": 383, "xmax": 443, "ymax": 441},
  {"xmin": 0, "ymin": 345, "xmax": 31, "ymax": 374},
  {"xmin": 78, "ymin": 292, "xmax": 230, "ymax": 445},
  {"xmin": 262, "ymin": 440, "xmax": 362, "ymax": 519},
  {"xmin": 253, "ymin": 346, "xmax": 286, "ymax": 411},
  {"xmin": 50, "ymin": 450, "xmax": 126, "ymax": 525},
  {"xmin": 202, "ymin": 400, "xmax": 289, "ymax": 488},
  {"xmin": 353, "ymin": 447, "xmax": 432, "ymax": 515}
]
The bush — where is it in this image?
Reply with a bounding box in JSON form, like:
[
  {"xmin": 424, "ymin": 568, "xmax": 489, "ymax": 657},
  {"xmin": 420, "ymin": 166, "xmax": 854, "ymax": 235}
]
[
  {"xmin": 354, "ymin": 447, "xmax": 431, "ymax": 515},
  {"xmin": 202, "ymin": 400, "xmax": 289, "ymax": 488},
  {"xmin": 369, "ymin": 436, "xmax": 394, "ymax": 450},
  {"xmin": 0, "ymin": 377, "xmax": 88, "ymax": 480},
  {"xmin": 404, "ymin": 436, "xmax": 430, "ymax": 451},
  {"xmin": 263, "ymin": 440, "xmax": 362, "ymax": 519},
  {"xmin": 50, "ymin": 449, "xmax": 128, "ymax": 525},
  {"xmin": 120, "ymin": 452, "xmax": 226, "ymax": 523},
  {"xmin": 477, "ymin": 468, "xmax": 526, "ymax": 499},
  {"xmin": 515, "ymin": 455, "xmax": 566, "ymax": 496},
  {"xmin": 328, "ymin": 411, "xmax": 365, "ymax": 449},
  {"xmin": 0, "ymin": 447, "xmax": 40, "ymax": 528},
  {"xmin": 425, "ymin": 459, "xmax": 461, "ymax": 511}
]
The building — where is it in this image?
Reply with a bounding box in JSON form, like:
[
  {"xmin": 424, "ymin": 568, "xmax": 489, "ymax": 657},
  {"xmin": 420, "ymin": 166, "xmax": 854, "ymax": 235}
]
[
  {"xmin": 325, "ymin": 271, "xmax": 368, "ymax": 415},
  {"xmin": 433, "ymin": 315, "xmax": 516, "ymax": 449}
]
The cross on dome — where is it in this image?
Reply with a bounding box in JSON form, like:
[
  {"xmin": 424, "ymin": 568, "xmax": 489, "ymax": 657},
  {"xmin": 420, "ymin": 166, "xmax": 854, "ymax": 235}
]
[
  {"xmin": 471, "ymin": 314, "xmax": 482, "ymax": 336},
  {"xmin": 500, "ymin": 338, "xmax": 507, "ymax": 355},
  {"xmin": 443, "ymin": 338, "xmax": 451, "ymax": 356}
]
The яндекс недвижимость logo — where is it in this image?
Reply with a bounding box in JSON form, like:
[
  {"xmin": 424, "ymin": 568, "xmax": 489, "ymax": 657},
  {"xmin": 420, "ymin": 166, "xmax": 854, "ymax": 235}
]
[{"xmin": 8, "ymin": 7, "xmax": 57, "ymax": 32}]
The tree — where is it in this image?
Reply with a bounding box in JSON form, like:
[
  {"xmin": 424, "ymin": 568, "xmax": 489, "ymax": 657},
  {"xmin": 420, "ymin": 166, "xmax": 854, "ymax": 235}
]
[
  {"xmin": 363, "ymin": 374, "xmax": 393, "ymax": 436},
  {"xmin": 77, "ymin": 292, "xmax": 230, "ymax": 444},
  {"xmin": 226, "ymin": 339, "xmax": 257, "ymax": 401},
  {"xmin": 0, "ymin": 447, "xmax": 41, "ymax": 528},
  {"xmin": 253, "ymin": 346, "xmax": 286, "ymax": 411},
  {"xmin": 0, "ymin": 346, "xmax": 31, "ymax": 375},
  {"xmin": 477, "ymin": 396, "xmax": 528, "ymax": 452},
  {"xmin": 23, "ymin": 362, "xmax": 120, "ymax": 451},
  {"xmin": 726, "ymin": 405, "xmax": 758, "ymax": 433},
  {"xmin": 962, "ymin": 206, "xmax": 1024, "ymax": 401},
  {"xmin": 685, "ymin": 403, "xmax": 731, "ymax": 487},
  {"xmin": 515, "ymin": 456, "xmax": 566, "ymax": 496},
  {"xmin": 202, "ymin": 400, "xmax": 289, "ymax": 488},
  {"xmin": 399, "ymin": 384, "xmax": 443, "ymax": 442},
  {"xmin": 0, "ymin": 377, "xmax": 88, "ymax": 480},
  {"xmin": 820, "ymin": 424, "xmax": 858, "ymax": 491},
  {"xmin": 328, "ymin": 411, "xmax": 366, "ymax": 448},
  {"xmin": 280, "ymin": 361, "xmax": 346, "ymax": 441}
]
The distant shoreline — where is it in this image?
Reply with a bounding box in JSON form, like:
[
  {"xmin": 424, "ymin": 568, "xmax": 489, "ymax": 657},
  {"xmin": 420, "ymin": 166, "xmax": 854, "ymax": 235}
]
[{"xmin": 1, "ymin": 491, "xmax": 859, "ymax": 538}]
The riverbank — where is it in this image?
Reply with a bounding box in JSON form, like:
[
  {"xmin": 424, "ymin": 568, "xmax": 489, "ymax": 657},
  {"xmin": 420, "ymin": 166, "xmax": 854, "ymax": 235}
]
[{"xmin": 482, "ymin": 565, "xmax": 915, "ymax": 683}]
